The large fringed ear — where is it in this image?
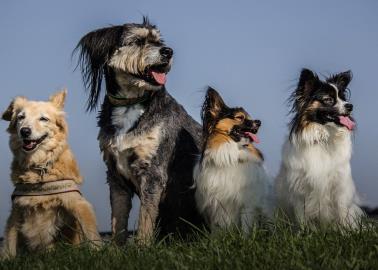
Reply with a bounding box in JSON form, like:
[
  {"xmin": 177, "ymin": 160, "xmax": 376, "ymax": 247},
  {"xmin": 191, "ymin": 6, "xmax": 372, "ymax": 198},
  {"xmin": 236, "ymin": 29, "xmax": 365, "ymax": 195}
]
[
  {"xmin": 297, "ymin": 68, "xmax": 319, "ymax": 96},
  {"xmin": 205, "ymin": 87, "xmax": 227, "ymax": 118},
  {"xmin": 73, "ymin": 25, "xmax": 124, "ymax": 111},
  {"xmin": 327, "ymin": 70, "xmax": 352, "ymax": 91},
  {"xmin": 201, "ymin": 87, "xmax": 228, "ymax": 136},
  {"xmin": 289, "ymin": 68, "xmax": 320, "ymax": 113},
  {"xmin": 49, "ymin": 89, "xmax": 67, "ymax": 110}
]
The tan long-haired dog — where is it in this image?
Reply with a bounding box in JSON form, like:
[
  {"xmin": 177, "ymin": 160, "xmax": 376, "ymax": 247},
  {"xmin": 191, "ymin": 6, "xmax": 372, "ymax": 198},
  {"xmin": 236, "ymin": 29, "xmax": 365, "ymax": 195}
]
[{"xmin": 1, "ymin": 90, "xmax": 101, "ymax": 257}]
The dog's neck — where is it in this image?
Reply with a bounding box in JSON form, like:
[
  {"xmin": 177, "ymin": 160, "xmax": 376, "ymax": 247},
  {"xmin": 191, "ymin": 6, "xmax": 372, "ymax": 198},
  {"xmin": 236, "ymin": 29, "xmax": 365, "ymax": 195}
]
[
  {"xmin": 291, "ymin": 122, "xmax": 351, "ymax": 146},
  {"xmin": 116, "ymin": 84, "xmax": 146, "ymax": 99},
  {"xmin": 11, "ymin": 142, "xmax": 82, "ymax": 184}
]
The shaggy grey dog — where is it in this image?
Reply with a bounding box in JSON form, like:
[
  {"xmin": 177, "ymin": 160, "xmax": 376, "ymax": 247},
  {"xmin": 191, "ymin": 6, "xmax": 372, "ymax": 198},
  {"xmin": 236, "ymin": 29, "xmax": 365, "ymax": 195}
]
[{"xmin": 75, "ymin": 18, "xmax": 203, "ymax": 244}]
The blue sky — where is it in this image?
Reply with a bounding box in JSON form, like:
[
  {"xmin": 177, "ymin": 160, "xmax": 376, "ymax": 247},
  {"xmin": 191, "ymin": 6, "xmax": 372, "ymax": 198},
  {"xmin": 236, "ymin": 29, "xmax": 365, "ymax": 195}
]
[{"xmin": 1, "ymin": 0, "xmax": 377, "ymax": 234}]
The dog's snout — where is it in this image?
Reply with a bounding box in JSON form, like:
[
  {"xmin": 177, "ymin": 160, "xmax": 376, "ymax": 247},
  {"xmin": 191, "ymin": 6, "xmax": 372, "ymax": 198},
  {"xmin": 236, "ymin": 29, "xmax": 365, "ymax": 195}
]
[
  {"xmin": 20, "ymin": 127, "xmax": 31, "ymax": 138},
  {"xmin": 160, "ymin": 47, "xmax": 173, "ymax": 59},
  {"xmin": 251, "ymin": 120, "xmax": 261, "ymax": 134},
  {"xmin": 344, "ymin": 103, "xmax": 353, "ymax": 112}
]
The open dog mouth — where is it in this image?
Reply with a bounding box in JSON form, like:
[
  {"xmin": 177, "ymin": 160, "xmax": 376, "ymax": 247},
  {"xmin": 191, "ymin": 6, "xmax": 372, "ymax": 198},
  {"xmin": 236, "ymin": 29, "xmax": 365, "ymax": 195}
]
[
  {"xmin": 324, "ymin": 114, "xmax": 356, "ymax": 131},
  {"xmin": 231, "ymin": 127, "xmax": 260, "ymax": 144},
  {"xmin": 143, "ymin": 63, "xmax": 170, "ymax": 86},
  {"xmin": 22, "ymin": 134, "xmax": 48, "ymax": 152}
]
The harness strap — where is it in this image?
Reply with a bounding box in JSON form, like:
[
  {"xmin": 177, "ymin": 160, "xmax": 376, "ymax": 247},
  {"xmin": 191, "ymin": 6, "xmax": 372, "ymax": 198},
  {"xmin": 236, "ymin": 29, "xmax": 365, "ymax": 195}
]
[{"xmin": 12, "ymin": 179, "xmax": 81, "ymax": 200}]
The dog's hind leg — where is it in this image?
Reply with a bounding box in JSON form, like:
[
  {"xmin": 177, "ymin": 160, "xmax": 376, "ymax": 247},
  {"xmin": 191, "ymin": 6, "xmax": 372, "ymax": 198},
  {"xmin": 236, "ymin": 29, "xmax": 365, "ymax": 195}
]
[
  {"xmin": 109, "ymin": 175, "xmax": 133, "ymax": 245},
  {"xmin": 2, "ymin": 208, "xmax": 20, "ymax": 258}
]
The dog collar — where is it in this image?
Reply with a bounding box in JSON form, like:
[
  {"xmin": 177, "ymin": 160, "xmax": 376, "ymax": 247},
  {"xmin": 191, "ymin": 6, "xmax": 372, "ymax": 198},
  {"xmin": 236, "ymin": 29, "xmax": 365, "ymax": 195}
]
[
  {"xmin": 12, "ymin": 179, "xmax": 81, "ymax": 200},
  {"xmin": 107, "ymin": 91, "xmax": 155, "ymax": 107}
]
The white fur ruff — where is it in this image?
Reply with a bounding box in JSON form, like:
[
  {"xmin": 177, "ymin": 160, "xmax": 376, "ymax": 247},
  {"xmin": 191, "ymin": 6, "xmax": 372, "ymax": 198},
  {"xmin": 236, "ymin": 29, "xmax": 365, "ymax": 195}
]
[
  {"xmin": 275, "ymin": 123, "xmax": 363, "ymax": 228},
  {"xmin": 194, "ymin": 141, "xmax": 272, "ymax": 232}
]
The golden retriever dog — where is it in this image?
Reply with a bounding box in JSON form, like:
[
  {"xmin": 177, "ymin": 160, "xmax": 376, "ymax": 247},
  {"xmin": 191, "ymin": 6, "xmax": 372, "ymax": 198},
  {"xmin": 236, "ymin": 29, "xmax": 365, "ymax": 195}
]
[{"xmin": 1, "ymin": 90, "xmax": 101, "ymax": 258}]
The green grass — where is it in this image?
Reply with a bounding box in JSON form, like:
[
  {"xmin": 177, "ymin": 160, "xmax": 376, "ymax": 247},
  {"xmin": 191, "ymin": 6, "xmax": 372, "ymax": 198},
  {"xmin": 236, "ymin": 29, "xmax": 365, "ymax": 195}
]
[{"xmin": 1, "ymin": 220, "xmax": 378, "ymax": 270}]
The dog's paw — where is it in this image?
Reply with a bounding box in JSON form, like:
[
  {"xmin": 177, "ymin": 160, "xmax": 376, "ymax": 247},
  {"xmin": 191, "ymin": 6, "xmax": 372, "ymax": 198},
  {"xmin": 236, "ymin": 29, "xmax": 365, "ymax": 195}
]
[
  {"xmin": 89, "ymin": 239, "xmax": 103, "ymax": 251},
  {"xmin": 0, "ymin": 249, "xmax": 15, "ymax": 261}
]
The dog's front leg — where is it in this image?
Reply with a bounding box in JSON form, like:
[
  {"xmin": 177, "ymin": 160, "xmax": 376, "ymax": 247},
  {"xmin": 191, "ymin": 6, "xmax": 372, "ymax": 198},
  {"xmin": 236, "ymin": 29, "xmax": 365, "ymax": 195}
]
[
  {"xmin": 65, "ymin": 198, "xmax": 102, "ymax": 248},
  {"xmin": 137, "ymin": 183, "xmax": 163, "ymax": 244},
  {"xmin": 2, "ymin": 208, "xmax": 20, "ymax": 258},
  {"xmin": 135, "ymin": 167, "xmax": 164, "ymax": 245},
  {"xmin": 108, "ymin": 173, "xmax": 133, "ymax": 245}
]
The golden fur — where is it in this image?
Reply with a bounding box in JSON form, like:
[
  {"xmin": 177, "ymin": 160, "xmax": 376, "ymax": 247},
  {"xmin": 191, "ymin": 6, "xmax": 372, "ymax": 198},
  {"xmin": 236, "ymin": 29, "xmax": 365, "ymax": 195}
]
[{"xmin": 1, "ymin": 90, "xmax": 101, "ymax": 258}]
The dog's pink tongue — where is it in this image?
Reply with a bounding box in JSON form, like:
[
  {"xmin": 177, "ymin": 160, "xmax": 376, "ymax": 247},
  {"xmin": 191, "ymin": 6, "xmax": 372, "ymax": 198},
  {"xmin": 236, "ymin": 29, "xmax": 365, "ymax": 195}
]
[
  {"xmin": 339, "ymin": 116, "xmax": 355, "ymax": 131},
  {"xmin": 244, "ymin": 132, "xmax": 260, "ymax": 144},
  {"xmin": 24, "ymin": 141, "xmax": 36, "ymax": 149},
  {"xmin": 151, "ymin": 71, "xmax": 167, "ymax": 85}
]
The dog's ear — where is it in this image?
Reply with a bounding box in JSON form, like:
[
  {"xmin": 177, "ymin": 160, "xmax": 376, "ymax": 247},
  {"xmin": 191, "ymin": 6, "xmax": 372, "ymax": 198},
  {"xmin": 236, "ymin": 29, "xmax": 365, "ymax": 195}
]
[
  {"xmin": 290, "ymin": 68, "xmax": 320, "ymax": 113},
  {"xmin": 298, "ymin": 68, "xmax": 319, "ymax": 95},
  {"xmin": 201, "ymin": 87, "xmax": 227, "ymax": 136},
  {"xmin": 2, "ymin": 101, "xmax": 14, "ymax": 121},
  {"xmin": 2, "ymin": 96, "xmax": 27, "ymax": 121},
  {"xmin": 205, "ymin": 87, "xmax": 227, "ymax": 119},
  {"xmin": 49, "ymin": 89, "xmax": 67, "ymax": 110},
  {"xmin": 74, "ymin": 25, "xmax": 124, "ymax": 111},
  {"xmin": 50, "ymin": 90, "xmax": 68, "ymax": 132},
  {"xmin": 327, "ymin": 70, "xmax": 352, "ymax": 91}
]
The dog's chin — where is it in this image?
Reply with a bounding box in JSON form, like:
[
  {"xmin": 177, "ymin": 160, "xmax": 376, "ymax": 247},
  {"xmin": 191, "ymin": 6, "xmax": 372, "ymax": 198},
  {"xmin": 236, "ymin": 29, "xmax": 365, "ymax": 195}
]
[{"xmin": 21, "ymin": 134, "xmax": 48, "ymax": 153}]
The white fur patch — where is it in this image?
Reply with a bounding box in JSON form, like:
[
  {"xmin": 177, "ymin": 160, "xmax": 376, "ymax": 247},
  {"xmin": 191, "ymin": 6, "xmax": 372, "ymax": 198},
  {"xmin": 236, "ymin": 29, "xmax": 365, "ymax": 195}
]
[
  {"xmin": 275, "ymin": 124, "xmax": 363, "ymax": 227},
  {"xmin": 112, "ymin": 105, "xmax": 145, "ymax": 136},
  {"xmin": 329, "ymin": 83, "xmax": 349, "ymax": 115},
  {"xmin": 107, "ymin": 105, "xmax": 162, "ymax": 183},
  {"xmin": 194, "ymin": 141, "xmax": 272, "ymax": 232}
]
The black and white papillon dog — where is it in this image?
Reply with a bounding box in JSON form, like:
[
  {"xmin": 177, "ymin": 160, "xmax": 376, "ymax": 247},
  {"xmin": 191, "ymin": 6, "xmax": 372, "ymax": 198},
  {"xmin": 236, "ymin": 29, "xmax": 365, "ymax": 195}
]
[{"xmin": 275, "ymin": 68, "xmax": 364, "ymax": 228}]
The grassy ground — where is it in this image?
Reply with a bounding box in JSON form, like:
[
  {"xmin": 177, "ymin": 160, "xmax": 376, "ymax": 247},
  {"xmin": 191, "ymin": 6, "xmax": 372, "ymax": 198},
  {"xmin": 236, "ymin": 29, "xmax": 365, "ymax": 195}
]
[{"xmin": 1, "ymin": 220, "xmax": 378, "ymax": 270}]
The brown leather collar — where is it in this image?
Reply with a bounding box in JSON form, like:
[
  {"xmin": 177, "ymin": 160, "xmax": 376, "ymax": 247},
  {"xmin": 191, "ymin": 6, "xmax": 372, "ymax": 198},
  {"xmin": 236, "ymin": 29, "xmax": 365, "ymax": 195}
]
[{"xmin": 12, "ymin": 179, "xmax": 81, "ymax": 200}]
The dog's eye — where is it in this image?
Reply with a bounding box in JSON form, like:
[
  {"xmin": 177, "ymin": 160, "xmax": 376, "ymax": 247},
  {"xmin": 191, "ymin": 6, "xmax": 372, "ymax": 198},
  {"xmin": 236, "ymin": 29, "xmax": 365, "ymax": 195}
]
[
  {"xmin": 17, "ymin": 115, "xmax": 25, "ymax": 121},
  {"xmin": 39, "ymin": 116, "xmax": 49, "ymax": 122},
  {"xmin": 322, "ymin": 97, "xmax": 334, "ymax": 105},
  {"xmin": 235, "ymin": 115, "xmax": 245, "ymax": 121}
]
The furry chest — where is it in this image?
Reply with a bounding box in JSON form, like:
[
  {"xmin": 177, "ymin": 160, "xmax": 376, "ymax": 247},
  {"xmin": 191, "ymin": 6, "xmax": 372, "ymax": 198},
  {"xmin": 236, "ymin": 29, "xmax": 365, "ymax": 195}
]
[
  {"xmin": 291, "ymin": 139, "xmax": 351, "ymax": 179},
  {"xmin": 107, "ymin": 125, "xmax": 162, "ymax": 181},
  {"xmin": 195, "ymin": 161, "xmax": 266, "ymax": 205}
]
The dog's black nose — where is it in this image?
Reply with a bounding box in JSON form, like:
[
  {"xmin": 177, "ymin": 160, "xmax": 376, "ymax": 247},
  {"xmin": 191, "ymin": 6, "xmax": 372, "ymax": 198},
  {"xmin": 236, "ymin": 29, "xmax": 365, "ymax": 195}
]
[
  {"xmin": 160, "ymin": 47, "xmax": 173, "ymax": 59},
  {"xmin": 20, "ymin": 127, "xmax": 31, "ymax": 138},
  {"xmin": 254, "ymin": 120, "xmax": 261, "ymax": 127},
  {"xmin": 344, "ymin": 103, "xmax": 353, "ymax": 112}
]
